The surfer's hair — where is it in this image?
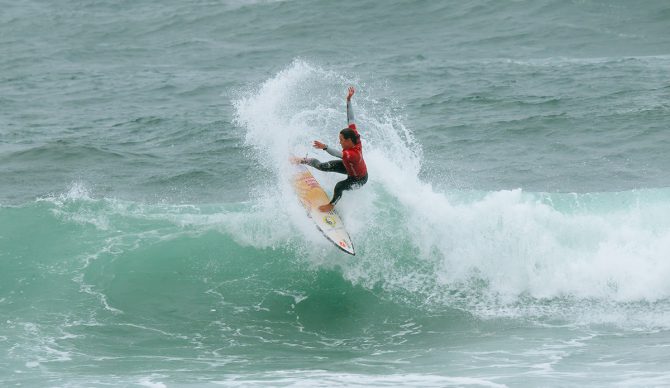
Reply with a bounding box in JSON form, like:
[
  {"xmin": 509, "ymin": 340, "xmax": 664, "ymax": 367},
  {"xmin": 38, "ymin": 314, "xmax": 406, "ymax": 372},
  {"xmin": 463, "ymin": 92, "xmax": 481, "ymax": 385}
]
[{"xmin": 340, "ymin": 128, "xmax": 360, "ymax": 144}]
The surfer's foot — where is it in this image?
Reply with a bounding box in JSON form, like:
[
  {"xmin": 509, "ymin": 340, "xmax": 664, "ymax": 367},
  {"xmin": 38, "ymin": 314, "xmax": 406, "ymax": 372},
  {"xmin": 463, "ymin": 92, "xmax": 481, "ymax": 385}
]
[
  {"xmin": 319, "ymin": 203, "xmax": 334, "ymax": 212},
  {"xmin": 289, "ymin": 156, "xmax": 306, "ymax": 165}
]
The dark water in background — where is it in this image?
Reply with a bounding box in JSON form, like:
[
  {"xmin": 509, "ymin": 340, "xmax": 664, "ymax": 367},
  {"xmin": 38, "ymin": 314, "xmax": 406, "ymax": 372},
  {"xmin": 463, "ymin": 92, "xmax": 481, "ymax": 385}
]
[{"xmin": 2, "ymin": 0, "xmax": 670, "ymax": 386}]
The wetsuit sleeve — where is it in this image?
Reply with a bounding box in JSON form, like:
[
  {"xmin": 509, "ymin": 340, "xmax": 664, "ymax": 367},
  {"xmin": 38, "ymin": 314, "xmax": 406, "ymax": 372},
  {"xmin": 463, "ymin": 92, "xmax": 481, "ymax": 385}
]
[
  {"xmin": 324, "ymin": 146, "xmax": 343, "ymax": 159},
  {"xmin": 347, "ymin": 99, "xmax": 356, "ymax": 130}
]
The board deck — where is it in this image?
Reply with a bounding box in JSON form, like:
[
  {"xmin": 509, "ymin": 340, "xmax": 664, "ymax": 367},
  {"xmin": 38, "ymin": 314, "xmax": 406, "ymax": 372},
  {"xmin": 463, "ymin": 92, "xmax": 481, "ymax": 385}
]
[{"xmin": 291, "ymin": 165, "xmax": 355, "ymax": 255}]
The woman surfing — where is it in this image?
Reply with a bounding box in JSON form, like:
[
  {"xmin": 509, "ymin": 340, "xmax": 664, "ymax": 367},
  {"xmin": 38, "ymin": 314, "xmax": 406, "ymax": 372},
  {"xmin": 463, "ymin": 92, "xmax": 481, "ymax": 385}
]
[{"xmin": 292, "ymin": 86, "xmax": 368, "ymax": 212}]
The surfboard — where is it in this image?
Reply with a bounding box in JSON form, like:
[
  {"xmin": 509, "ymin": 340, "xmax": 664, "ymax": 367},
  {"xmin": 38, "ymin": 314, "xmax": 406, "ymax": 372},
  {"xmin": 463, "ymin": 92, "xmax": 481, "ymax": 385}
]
[{"xmin": 291, "ymin": 164, "xmax": 355, "ymax": 255}]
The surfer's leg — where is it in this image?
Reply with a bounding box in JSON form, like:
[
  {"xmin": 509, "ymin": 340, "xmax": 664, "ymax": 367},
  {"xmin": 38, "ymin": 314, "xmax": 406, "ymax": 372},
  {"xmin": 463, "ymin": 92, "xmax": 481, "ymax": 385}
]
[
  {"xmin": 330, "ymin": 181, "xmax": 346, "ymax": 205},
  {"xmin": 329, "ymin": 174, "xmax": 367, "ymax": 205},
  {"xmin": 304, "ymin": 159, "xmax": 347, "ymax": 175}
]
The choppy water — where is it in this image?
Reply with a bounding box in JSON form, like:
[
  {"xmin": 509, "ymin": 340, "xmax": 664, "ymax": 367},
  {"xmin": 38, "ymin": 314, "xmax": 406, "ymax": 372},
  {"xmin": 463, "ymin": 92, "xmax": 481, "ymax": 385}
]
[{"xmin": 2, "ymin": 0, "xmax": 670, "ymax": 386}]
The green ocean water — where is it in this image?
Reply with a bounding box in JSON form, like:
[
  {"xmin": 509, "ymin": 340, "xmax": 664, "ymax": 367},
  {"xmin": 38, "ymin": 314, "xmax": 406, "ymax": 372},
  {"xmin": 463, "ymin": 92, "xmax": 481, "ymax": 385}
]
[{"xmin": 2, "ymin": 0, "xmax": 670, "ymax": 386}]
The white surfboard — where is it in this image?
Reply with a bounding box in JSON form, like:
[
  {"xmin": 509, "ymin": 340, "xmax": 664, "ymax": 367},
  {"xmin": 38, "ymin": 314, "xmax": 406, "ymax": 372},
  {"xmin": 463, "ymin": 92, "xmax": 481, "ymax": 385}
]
[{"xmin": 291, "ymin": 164, "xmax": 355, "ymax": 255}]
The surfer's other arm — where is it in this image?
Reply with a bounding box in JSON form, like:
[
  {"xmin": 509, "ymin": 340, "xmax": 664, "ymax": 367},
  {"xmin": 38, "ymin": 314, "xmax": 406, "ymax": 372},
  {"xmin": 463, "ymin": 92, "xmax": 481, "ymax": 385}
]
[
  {"xmin": 311, "ymin": 86, "xmax": 356, "ymax": 158},
  {"xmin": 312, "ymin": 140, "xmax": 342, "ymax": 158}
]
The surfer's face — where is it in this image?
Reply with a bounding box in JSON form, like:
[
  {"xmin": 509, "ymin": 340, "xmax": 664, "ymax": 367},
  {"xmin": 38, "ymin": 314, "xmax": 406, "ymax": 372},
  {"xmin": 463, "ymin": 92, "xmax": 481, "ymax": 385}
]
[{"xmin": 339, "ymin": 134, "xmax": 354, "ymax": 150}]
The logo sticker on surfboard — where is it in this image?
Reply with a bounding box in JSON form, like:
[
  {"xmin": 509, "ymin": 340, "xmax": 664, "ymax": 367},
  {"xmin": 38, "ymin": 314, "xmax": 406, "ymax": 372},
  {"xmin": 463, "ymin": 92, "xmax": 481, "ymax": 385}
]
[{"xmin": 323, "ymin": 215, "xmax": 336, "ymax": 226}]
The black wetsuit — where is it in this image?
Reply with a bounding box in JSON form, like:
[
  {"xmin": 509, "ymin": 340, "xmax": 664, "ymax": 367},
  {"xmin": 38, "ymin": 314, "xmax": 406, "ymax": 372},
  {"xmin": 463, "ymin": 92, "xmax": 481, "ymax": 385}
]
[{"xmin": 303, "ymin": 158, "xmax": 368, "ymax": 205}]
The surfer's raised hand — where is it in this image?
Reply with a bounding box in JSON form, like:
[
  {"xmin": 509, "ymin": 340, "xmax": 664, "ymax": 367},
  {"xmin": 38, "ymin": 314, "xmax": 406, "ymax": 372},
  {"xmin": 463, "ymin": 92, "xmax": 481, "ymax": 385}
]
[
  {"xmin": 347, "ymin": 86, "xmax": 355, "ymax": 101},
  {"xmin": 313, "ymin": 140, "xmax": 327, "ymax": 150}
]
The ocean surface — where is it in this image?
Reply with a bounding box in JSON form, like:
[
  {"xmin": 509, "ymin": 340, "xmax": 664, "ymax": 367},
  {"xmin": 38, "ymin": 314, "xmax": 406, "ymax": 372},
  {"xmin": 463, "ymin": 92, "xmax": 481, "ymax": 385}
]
[{"xmin": 2, "ymin": 0, "xmax": 670, "ymax": 386}]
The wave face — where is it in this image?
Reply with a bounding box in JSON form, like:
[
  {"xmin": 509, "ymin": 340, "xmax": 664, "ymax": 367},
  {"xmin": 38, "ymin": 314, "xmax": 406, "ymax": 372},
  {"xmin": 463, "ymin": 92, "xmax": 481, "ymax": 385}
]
[{"xmin": 3, "ymin": 180, "xmax": 670, "ymax": 386}]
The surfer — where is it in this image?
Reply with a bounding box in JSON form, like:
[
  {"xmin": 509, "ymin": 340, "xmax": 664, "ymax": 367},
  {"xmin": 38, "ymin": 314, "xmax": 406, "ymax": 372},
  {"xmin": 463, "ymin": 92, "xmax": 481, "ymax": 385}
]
[{"xmin": 293, "ymin": 86, "xmax": 368, "ymax": 212}]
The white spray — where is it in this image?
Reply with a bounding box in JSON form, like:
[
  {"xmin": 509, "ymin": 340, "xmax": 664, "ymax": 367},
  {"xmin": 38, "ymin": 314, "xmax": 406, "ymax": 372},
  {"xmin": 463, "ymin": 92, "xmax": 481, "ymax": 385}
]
[{"xmin": 233, "ymin": 60, "xmax": 670, "ymax": 326}]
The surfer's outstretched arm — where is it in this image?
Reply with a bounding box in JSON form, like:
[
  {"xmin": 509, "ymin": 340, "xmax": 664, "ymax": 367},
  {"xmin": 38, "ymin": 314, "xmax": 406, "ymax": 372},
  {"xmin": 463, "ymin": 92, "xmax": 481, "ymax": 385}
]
[
  {"xmin": 346, "ymin": 86, "xmax": 356, "ymax": 129},
  {"xmin": 325, "ymin": 146, "xmax": 342, "ymax": 158},
  {"xmin": 308, "ymin": 87, "xmax": 356, "ymax": 159},
  {"xmin": 312, "ymin": 140, "xmax": 342, "ymax": 158}
]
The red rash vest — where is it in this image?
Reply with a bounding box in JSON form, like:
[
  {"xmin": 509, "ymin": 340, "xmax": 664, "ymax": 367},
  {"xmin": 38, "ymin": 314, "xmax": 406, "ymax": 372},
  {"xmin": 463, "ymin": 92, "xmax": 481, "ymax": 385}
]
[{"xmin": 342, "ymin": 123, "xmax": 367, "ymax": 178}]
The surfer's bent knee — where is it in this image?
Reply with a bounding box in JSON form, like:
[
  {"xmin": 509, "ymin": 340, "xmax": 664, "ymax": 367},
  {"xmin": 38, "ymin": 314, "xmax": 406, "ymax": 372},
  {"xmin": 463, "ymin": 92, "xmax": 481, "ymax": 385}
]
[{"xmin": 329, "ymin": 174, "xmax": 368, "ymax": 205}]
